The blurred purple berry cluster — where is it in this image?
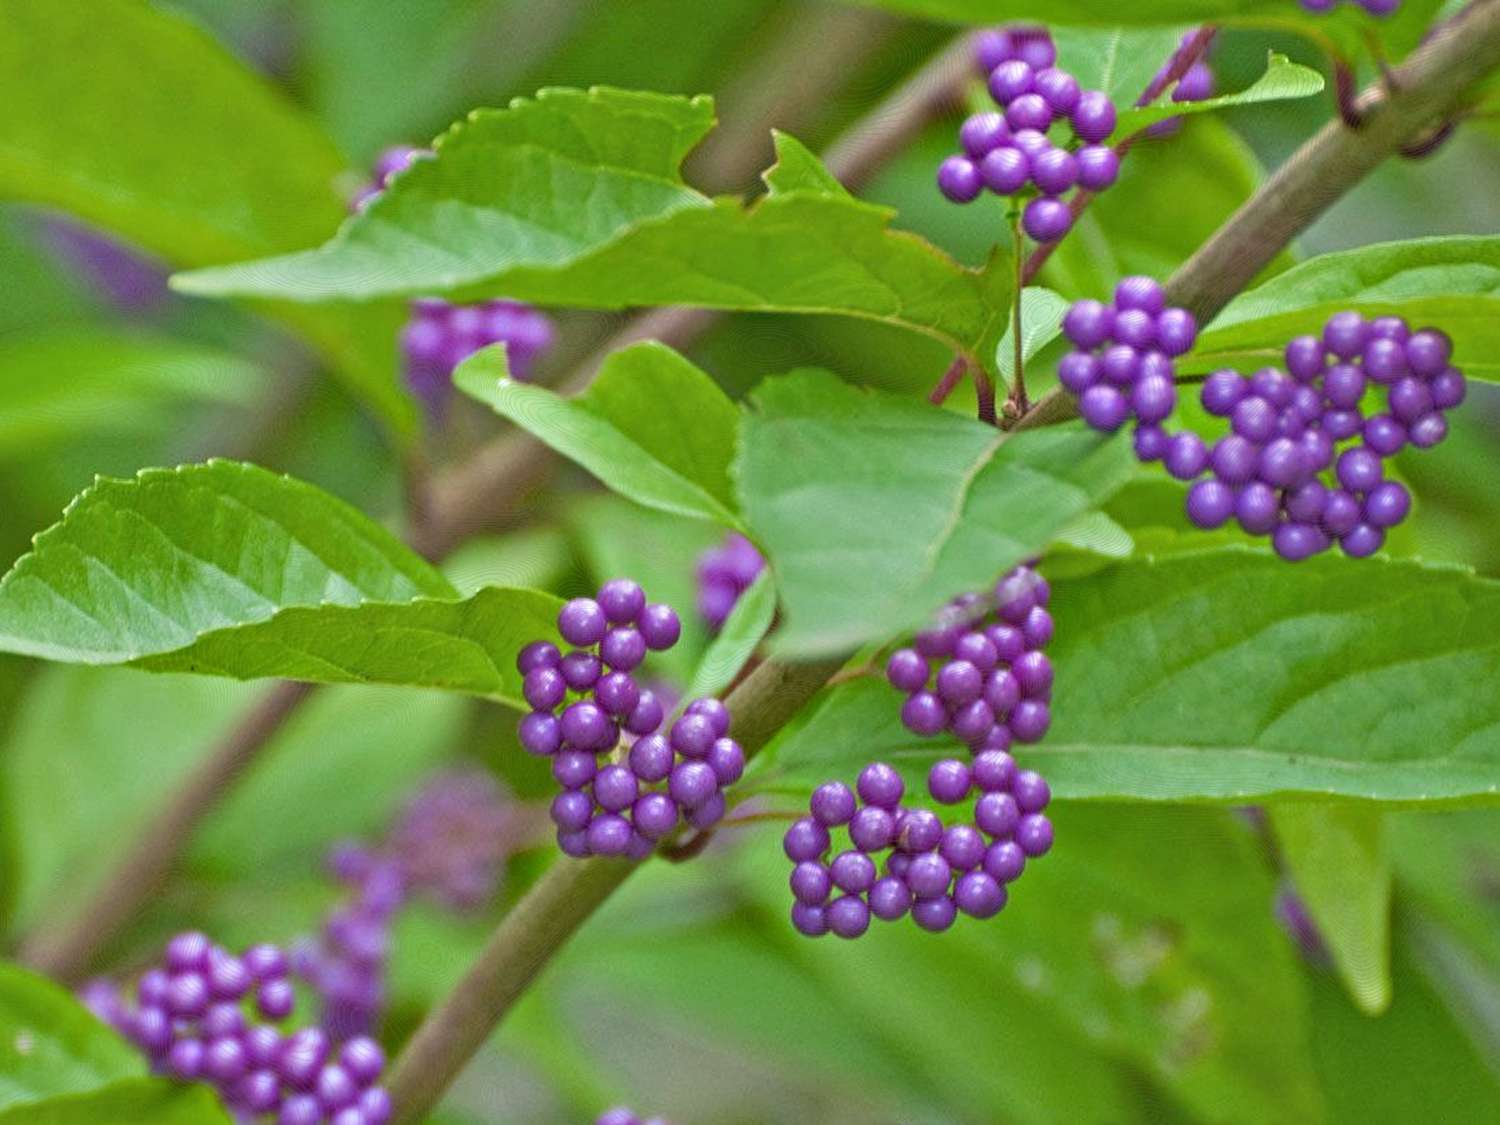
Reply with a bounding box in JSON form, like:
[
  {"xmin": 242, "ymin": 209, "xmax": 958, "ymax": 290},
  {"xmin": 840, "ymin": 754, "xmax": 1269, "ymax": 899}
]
[
  {"xmin": 520, "ymin": 581, "xmax": 744, "ymax": 858},
  {"xmin": 1145, "ymin": 33, "xmax": 1217, "ymax": 139},
  {"xmin": 785, "ymin": 756, "xmax": 1052, "ymax": 938},
  {"xmin": 84, "ymin": 932, "xmax": 390, "ymax": 1123},
  {"xmin": 938, "ymin": 27, "xmax": 1119, "ymax": 243},
  {"xmin": 295, "ymin": 771, "xmax": 517, "ymax": 1040},
  {"xmin": 1300, "ymin": 0, "xmax": 1400, "ymax": 14},
  {"xmin": 355, "ymin": 145, "xmax": 554, "ymax": 414},
  {"xmin": 596, "ymin": 1108, "xmax": 669, "ymax": 1125},
  {"xmin": 1059, "ymin": 275, "xmax": 1199, "ymax": 453},
  {"xmin": 695, "ymin": 532, "xmax": 766, "ymax": 629},
  {"xmin": 887, "ymin": 563, "xmax": 1054, "ymax": 750},
  {"xmin": 39, "ymin": 216, "xmax": 171, "ymax": 313}
]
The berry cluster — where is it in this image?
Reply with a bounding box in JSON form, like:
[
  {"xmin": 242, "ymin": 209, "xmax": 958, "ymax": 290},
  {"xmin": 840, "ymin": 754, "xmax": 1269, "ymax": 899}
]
[
  {"xmin": 886, "ymin": 564, "xmax": 1054, "ymax": 750},
  {"xmin": 695, "ymin": 532, "xmax": 766, "ymax": 630},
  {"xmin": 1182, "ymin": 312, "xmax": 1462, "ymax": 559},
  {"xmin": 296, "ymin": 771, "xmax": 518, "ymax": 1039},
  {"xmin": 1300, "ymin": 0, "xmax": 1400, "ymax": 14},
  {"xmin": 784, "ymin": 758, "xmax": 1052, "ymax": 938},
  {"xmin": 596, "ymin": 1109, "xmax": 670, "ymax": 1125},
  {"xmin": 1058, "ymin": 275, "xmax": 1199, "ymax": 456},
  {"xmin": 354, "ymin": 146, "xmax": 554, "ymax": 413},
  {"xmin": 938, "ymin": 27, "xmax": 1120, "ymax": 243},
  {"xmin": 83, "ymin": 933, "xmax": 390, "ymax": 1124},
  {"xmin": 519, "ymin": 582, "xmax": 743, "ymax": 857},
  {"xmin": 1145, "ymin": 34, "xmax": 1216, "ymax": 139}
]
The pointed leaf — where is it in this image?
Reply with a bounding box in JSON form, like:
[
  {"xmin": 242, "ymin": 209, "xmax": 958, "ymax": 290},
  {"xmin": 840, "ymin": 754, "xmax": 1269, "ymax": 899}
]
[
  {"xmin": 1272, "ymin": 805, "xmax": 1392, "ymax": 1014},
  {"xmin": 455, "ymin": 342, "xmax": 743, "ymax": 527},
  {"xmin": 763, "ymin": 131, "xmax": 850, "ymax": 197},
  {"xmin": 994, "ymin": 286, "xmax": 1070, "ymax": 385},
  {"xmin": 0, "ymin": 1081, "xmax": 231, "ymax": 1125},
  {"xmin": 735, "ymin": 370, "xmax": 1135, "ymax": 657},
  {"xmin": 687, "ymin": 570, "xmax": 777, "ymax": 699},
  {"xmin": 174, "ymin": 90, "xmax": 1004, "ymax": 356},
  {"xmin": 1115, "ymin": 53, "xmax": 1325, "ymax": 139}
]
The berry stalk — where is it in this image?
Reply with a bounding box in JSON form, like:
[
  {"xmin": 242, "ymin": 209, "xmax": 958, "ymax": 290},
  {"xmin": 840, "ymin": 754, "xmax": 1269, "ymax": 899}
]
[{"xmin": 385, "ymin": 654, "xmax": 843, "ymax": 1124}]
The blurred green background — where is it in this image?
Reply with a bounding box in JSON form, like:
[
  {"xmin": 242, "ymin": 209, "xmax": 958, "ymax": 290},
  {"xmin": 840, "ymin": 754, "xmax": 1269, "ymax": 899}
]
[{"xmin": 2, "ymin": 2, "xmax": 1499, "ymax": 1122}]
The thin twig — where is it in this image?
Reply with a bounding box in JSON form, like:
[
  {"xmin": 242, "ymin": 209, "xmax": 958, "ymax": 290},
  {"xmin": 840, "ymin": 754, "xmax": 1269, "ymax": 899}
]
[
  {"xmin": 1008, "ymin": 213, "xmax": 1027, "ymax": 415},
  {"xmin": 928, "ymin": 355, "xmax": 968, "ymax": 405}
]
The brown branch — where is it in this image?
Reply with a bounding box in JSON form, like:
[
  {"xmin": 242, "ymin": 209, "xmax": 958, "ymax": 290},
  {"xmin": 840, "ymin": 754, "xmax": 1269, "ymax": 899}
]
[
  {"xmin": 928, "ymin": 355, "xmax": 967, "ymax": 405},
  {"xmin": 385, "ymin": 655, "xmax": 843, "ymax": 1123},
  {"xmin": 1014, "ymin": 0, "xmax": 1500, "ymax": 435}
]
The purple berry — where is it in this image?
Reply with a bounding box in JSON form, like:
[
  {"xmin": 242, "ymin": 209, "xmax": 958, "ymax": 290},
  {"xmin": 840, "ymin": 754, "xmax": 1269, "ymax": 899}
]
[
  {"xmin": 519, "ymin": 711, "xmax": 562, "ymax": 756},
  {"xmin": 1201, "ymin": 370, "xmax": 1246, "ymax": 416},
  {"xmin": 857, "ymin": 763, "xmax": 905, "ymax": 809},
  {"xmin": 1063, "ymin": 300, "xmax": 1114, "ymax": 349},
  {"xmin": 790, "ymin": 862, "xmax": 832, "ymax": 905},
  {"xmin": 1022, "ymin": 197, "xmax": 1072, "ymax": 242},
  {"xmin": 979, "ymin": 147, "xmax": 1031, "ymax": 195},
  {"xmin": 1034, "ymin": 67, "xmax": 1081, "ymax": 113},
  {"xmin": 869, "ymin": 877, "xmax": 912, "ymax": 921},
  {"xmin": 810, "ymin": 781, "xmax": 857, "ymax": 826},
  {"xmin": 960, "ymin": 112, "xmax": 1011, "ymax": 157},
  {"xmin": 668, "ymin": 761, "xmax": 718, "ymax": 810},
  {"xmin": 1072, "ymin": 90, "xmax": 1117, "ymax": 143},
  {"xmin": 791, "ymin": 902, "xmax": 829, "ymax": 937},
  {"xmin": 988, "ymin": 60, "xmax": 1034, "ymax": 103},
  {"xmin": 558, "ymin": 598, "xmax": 607, "ymax": 646},
  {"xmin": 1341, "ymin": 523, "xmax": 1385, "ymax": 558},
  {"xmin": 973, "ymin": 749, "xmax": 1017, "ymax": 792},
  {"xmin": 901, "ymin": 691, "xmax": 947, "ymax": 736},
  {"xmin": 955, "ymin": 871, "xmax": 1007, "ymax": 918},
  {"xmin": 559, "ymin": 650, "xmax": 602, "ymax": 691},
  {"xmin": 827, "ymin": 895, "xmax": 872, "ymax": 939},
  {"xmin": 632, "ymin": 793, "xmax": 678, "ymax": 840},
  {"xmin": 597, "ymin": 578, "xmax": 646, "ymax": 624},
  {"xmin": 911, "ymin": 895, "xmax": 958, "ymax": 932},
  {"xmin": 1363, "ymin": 481, "xmax": 1411, "ymax": 527},
  {"xmin": 1409, "ymin": 412, "xmax": 1448, "ymax": 448},
  {"xmin": 941, "ymin": 825, "xmax": 987, "ymax": 871},
  {"xmin": 1031, "ymin": 146, "xmax": 1078, "ymax": 194},
  {"xmin": 1274, "ymin": 522, "xmax": 1327, "ymax": 562},
  {"xmin": 638, "ymin": 604, "xmax": 681, "ymax": 650},
  {"xmin": 1186, "ymin": 479, "xmax": 1235, "ymax": 529},
  {"xmin": 1016, "ymin": 814, "xmax": 1054, "ymax": 856},
  {"xmin": 586, "ymin": 814, "xmax": 634, "ymax": 856},
  {"xmin": 1323, "ymin": 311, "xmax": 1369, "ymax": 360},
  {"xmin": 552, "ymin": 749, "xmax": 597, "ymax": 789},
  {"xmin": 849, "ymin": 806, "xmax": 896, "ymax": 852},
  {"xmin": 628, "ymin": 734, "xmax": 673, "ymax": 782},
  {"xmin": 984, "ymin": 840, "xmax": 1027, "ymax": 883},
  {"xmin": 1164, "ymin": 431, "xmax": 1209, "ymax": 480},
  {"xmin": 1079, "ymin": 385, "xmax": 1128, "ymax": 432},
  {"xmin": 600, "ymin": 627, "xmax": 647, "ymax": 671},
  {"xmin": 937, "ymin": 156, "xmax": 983, "ymax": 203},
  {"xmin": 1336, "ymin": 447, "xmax": 1384, "ymax": 494},
  {"xmin": 1406, "ymin": 329, "xmax": 1452, "ymax": 376},
  {"xmin": 928, "ymin": 759, "xmax": 973, "ymax": 804}
]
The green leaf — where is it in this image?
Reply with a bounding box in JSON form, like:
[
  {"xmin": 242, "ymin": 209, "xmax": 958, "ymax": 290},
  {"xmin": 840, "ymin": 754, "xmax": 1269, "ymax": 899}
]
[
  {"xmin": 735, "ymin": 370, "xmax": 1135, "ymax": 657},
  {"xmin": 687, "ymin": 570, "xmax": 777, "ymax": 699},
  {"xmin": 832, "ymin": 1, "xmax": 1293, "ymax": 25},
  {"xmin": 1195, "ymin": 236, "xmax": 1500, "ymax": 379},
  {"xmin": 763, "ymin": 131, "xmax": 851, "ymax": 197},
  {"xmin": 0, "ymin": 1081, "xmax": 231, "ymax": 1125},
  {"xmin": 756, "ymin": 548, "xmax": 1500, "ymax": 806},
  {"xmin": 0, "ymin": 961, "xmax": 141, "ymax": 1112},
  {"xmin": 1115, "ymin": 53, "xmax": 1325, "ymax": 139},
  {"xmin": 0, "ymin": 0, "xmax": 416, "ymax": 439},
  {"xmin": 0, "ymin": 332, "xmax": 263, "ymax": 458},
  {"xmin": 1271, "ymin": 805, "xmax": 1392, "ymax": 1014},
  {"xmin": 736, "ymin": 805, "xmax": 1322, "ymax": 1123},
  {"xmin": 455, "ymin": 341, "xmax": 744, "ymax": 527},
  {"xmin": 995, "ymin": 287, "xmax": 1070, "ymax": 385},
  {"xmin": 0, "ymin": 460, "xmax": 450, "ymax": 664},
  {"xmin": 1309, "ymin": 919, "xmax": 1500, "ymax": 1122},
  {"xmin": 173, "ymin": 89, "xmax": 1006, "ymax": 358}
]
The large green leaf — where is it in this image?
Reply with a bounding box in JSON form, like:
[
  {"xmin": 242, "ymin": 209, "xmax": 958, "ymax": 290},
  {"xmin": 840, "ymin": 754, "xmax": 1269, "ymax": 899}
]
[
  {"xmin": 0, "ymin": 461, "xmax": 563, "ymax": 700},
  {"xmin": 755, "ymin": 548, "xmax": 1500, "ymax": 806},
  {"xmin": 734, "ymin": 805, "xmax": 1322, "ymax": 1123},
  {"xmin": 1194, "ymin": 237, "xmax": 1500, "ymax": 379},
  {"xmin": 735, "ymin": 369, "xmax": 1135, "ymax": 657},
  {"xmin": 455, "ymin": 341, "xmax": 744, "ymax": 528},
  {"xmin": 1272, "ymin": 805, "xmax": 1392, "ymax": 1015},
  {"xmin": 0, "ymin": 962, "xmax": 141, "ymax": 1112},
  {"xmin": 0, "ymin": 332, "xmax": 263, "ymax": 458},
  {"xmin": 0, "ymin": 1081, "xmax": 231, "ymax": 1125},
  {"xmin": 0, "ymin": 0, "xmax": 415, "ymax": 438},
  {"xmin": 174, "ymin": 95, "xmax": 1008, "ymax": 359}
]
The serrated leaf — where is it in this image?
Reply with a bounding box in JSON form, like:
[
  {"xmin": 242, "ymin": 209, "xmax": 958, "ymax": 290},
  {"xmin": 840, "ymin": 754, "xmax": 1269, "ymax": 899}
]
[
  {"xmin": 174, "ymin": 89, "xmax": 1006, "ymax": 358},
  {"xmin": 995, "ymin": 286, "xmax": 1070, "ymax": 385},
  {"xmin": 1195, "ymin": 236, "xmax": 1500, "ymax": 379},
  {"xmin": 455, "ymin": 341, "xmax": 744, "ymax": 528},
  {"xmin": 687, "ymin": 570, "xmax": 777, "ymax": 699},
  {"xmin": 754, "ymin": 548, "xmax": 1500, "ymax": 806},
  {"xmin": 735, "ymin": 369, "xmax": 1136, "ymax": 657},
  {"xmin": 0, "ymin": 0, "xmax": 416, "ymax": 439},
  {"xmin": 0, "ymin": 332, "xmax": 263, "ymax": 457},
  {"xmin": 0, "ymin": 461, "xmax": 566, "ymax": 702},
  {"xmin": 0, "ymin": 1080, "xmax": 231, "ymax": 1125},
  {"xmin": 0, "ymin": 962, "xmax": 141, "ymax": 1112},
  {"xmin": 1272, "ymin": 805, "xmax": 1392, "ymax": 1014}
]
